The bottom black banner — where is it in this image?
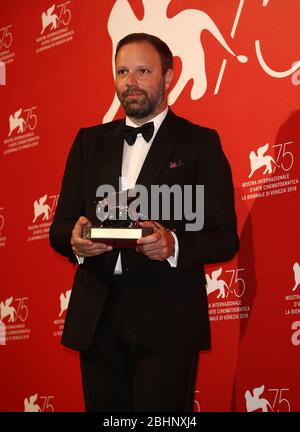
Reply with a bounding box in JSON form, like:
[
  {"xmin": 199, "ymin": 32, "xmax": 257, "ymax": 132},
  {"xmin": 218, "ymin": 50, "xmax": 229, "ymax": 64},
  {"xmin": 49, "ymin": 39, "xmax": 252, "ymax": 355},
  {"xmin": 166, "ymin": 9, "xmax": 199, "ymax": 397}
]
[{"xmin": 0, "ymin": 412, "xmax": 299, "ymax": 431}]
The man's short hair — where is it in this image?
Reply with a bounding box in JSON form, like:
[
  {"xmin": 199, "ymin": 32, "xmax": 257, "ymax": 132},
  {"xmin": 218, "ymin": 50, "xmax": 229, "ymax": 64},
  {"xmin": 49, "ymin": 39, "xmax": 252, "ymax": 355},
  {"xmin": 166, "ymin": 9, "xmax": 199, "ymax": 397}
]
[{"xmin": 115, "ymin": 33, "xmax": 173, "ymax": 75}]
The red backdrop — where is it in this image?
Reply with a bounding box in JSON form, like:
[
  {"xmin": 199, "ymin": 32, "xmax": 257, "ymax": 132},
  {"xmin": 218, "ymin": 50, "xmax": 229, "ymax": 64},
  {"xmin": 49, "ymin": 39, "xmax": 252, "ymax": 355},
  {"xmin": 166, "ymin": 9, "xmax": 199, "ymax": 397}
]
[{"xmin": 1, "ymin": 0, "xmax": 299, "ymax": 412}]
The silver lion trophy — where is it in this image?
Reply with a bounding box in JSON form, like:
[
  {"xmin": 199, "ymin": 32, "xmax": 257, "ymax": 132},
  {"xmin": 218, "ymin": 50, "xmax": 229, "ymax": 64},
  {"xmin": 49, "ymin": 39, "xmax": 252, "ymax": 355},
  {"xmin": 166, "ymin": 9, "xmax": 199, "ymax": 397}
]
[{"xmin": 82, "ymin": 190, "xmax": 153, "ymax": 247}]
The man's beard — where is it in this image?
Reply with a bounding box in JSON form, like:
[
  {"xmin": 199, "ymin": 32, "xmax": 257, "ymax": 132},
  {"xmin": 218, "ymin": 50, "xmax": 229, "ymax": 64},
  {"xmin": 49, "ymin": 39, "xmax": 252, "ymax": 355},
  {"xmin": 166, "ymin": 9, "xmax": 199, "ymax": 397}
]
[{"xmin": 117, "ymin": 81, "xmax": 165, "ymax": 119}]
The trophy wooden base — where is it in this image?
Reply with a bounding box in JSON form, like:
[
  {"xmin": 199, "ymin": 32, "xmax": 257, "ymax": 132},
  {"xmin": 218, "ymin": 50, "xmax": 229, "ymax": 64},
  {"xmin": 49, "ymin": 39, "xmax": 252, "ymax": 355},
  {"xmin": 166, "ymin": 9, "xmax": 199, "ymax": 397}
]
[{"xmin": 82, "ymin": 226, "xmax": 153, "ymax": 248}]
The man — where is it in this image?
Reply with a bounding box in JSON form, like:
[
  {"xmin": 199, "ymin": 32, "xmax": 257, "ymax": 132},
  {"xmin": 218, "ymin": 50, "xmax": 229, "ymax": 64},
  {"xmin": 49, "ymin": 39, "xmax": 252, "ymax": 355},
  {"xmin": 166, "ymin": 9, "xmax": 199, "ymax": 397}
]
[{"xmin": 49, "ymin": 33, "xmax": 239, "ymax": 412}]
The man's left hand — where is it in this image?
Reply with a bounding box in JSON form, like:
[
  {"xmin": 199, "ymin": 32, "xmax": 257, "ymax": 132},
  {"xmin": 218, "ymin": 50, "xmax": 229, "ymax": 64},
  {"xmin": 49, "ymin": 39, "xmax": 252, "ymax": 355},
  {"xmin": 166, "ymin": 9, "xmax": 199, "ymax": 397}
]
[{"xmin": 136, "ymin": 221, "xmax": 174, "ymax": 261}]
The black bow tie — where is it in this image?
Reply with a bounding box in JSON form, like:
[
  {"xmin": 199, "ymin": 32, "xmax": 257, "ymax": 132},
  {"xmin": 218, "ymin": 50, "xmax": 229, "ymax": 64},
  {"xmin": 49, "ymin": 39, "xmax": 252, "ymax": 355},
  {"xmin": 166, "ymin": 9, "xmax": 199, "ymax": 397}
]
[{"xmin": 123, "ymin": 122, "xmax": 154, "ymax": 146}]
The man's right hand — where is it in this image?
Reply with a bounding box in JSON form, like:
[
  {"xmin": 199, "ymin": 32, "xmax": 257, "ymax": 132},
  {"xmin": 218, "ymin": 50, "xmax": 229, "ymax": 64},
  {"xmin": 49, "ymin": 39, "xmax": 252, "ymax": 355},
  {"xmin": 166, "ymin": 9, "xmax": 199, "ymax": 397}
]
[{"xmin": 71, "ymin": 216, "xmax": 113, "ymax": 257}]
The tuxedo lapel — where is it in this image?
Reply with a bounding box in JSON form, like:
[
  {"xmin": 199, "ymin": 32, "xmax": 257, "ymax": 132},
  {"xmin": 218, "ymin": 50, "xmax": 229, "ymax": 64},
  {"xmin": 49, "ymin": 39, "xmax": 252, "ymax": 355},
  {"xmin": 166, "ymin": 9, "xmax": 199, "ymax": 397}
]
[
  {"xmin": 97, "ymin": 120, "xmax": 124, "ymax": 191},
  {"xmin": 136, "ymin": 110, "xmax": 183, "ymax": 188}
]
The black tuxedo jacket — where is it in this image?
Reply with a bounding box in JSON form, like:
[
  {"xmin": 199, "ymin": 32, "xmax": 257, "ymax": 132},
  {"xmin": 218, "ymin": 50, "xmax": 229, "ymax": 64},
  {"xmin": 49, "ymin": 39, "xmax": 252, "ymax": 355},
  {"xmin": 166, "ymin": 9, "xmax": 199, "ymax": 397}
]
[{"xmin": 49, "ymin": 110, "xmax": 239, "ymax": 353}]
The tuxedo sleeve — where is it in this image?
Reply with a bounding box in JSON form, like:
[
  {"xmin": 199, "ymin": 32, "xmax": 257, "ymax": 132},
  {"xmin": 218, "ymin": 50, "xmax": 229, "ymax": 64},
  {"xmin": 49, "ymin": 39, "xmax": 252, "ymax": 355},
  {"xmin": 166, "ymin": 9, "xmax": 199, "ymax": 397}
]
[
  {"xmin": 49, "ymin": 129, "xmax": 85, "ymax": 263},
  {"xmin": 176, "ymin": 129, "xmax": 239, "ymax": 271}
]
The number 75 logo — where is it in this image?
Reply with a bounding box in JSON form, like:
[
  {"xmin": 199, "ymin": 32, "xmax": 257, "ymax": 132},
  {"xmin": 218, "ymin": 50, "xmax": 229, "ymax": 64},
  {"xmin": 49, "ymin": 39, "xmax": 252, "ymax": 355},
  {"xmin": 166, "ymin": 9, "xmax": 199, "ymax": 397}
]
[{"xmin": 206, "ymin": 267, "xmax": 246, "ymax": 299}]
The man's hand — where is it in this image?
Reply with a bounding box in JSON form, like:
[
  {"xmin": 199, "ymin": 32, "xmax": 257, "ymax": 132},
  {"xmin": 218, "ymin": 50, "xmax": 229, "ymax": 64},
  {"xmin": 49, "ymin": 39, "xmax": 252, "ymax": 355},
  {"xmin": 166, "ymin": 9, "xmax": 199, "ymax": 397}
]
[
  {"xmin": 136, "ymin": 221, "xmax": 174, "ymax": 261},
  {"xmin": 71, "ymin": 216, "xmax": 113, "ymax": 257}
]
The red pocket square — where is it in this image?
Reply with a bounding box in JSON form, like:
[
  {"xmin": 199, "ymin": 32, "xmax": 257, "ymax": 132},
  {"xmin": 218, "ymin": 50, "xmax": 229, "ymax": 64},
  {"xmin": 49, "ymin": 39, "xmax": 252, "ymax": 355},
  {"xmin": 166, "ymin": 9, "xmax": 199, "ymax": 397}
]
[{"xmin": 169, "ymin": 160, "xmax": 184, "ymax": 168}]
